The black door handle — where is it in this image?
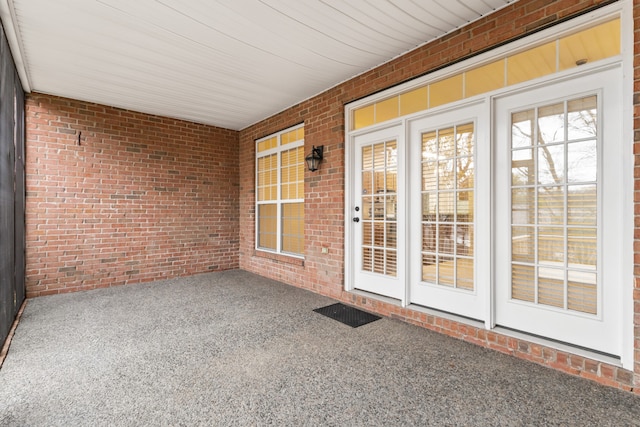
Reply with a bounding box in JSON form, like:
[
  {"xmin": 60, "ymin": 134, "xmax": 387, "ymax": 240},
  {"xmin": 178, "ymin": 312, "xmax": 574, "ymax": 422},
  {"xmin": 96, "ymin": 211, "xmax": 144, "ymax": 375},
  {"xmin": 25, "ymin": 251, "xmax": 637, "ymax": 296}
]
[{"xmin": 353, "ymin": 217, "xmax": 360, "ymax": 223}]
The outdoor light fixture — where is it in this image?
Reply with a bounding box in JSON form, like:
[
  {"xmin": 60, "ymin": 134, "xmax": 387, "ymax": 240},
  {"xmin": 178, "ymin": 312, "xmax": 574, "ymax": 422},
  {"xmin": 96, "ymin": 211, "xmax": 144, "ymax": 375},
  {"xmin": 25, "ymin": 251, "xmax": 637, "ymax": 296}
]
[{"xmin": 305, "ymin": 145, "xmax": 324, "ymax": 172}]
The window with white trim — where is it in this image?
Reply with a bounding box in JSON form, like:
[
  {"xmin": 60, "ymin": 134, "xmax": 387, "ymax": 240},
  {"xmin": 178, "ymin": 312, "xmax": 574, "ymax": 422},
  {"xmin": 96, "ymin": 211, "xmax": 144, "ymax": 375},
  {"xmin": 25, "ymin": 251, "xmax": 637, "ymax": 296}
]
[
  {"xmin": 256, "ymin": 125, "xmax": 305, "ymax": 256},
  {"xmin": 345, "ymin": 10, "xmax": 630, "ymax": 363}
]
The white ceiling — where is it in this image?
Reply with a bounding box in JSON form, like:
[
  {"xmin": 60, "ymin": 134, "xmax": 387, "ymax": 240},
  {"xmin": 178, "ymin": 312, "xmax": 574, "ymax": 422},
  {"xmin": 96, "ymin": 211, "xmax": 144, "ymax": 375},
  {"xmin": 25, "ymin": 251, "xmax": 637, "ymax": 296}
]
[{"xmin": 1, "ymin": 0, "xmax": 514, "ymax": 130}]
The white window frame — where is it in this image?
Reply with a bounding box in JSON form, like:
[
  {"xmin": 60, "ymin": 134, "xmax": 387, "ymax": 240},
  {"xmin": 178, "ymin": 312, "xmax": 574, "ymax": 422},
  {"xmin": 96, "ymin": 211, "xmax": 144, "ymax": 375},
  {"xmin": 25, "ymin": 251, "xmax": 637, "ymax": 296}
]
[
  {"xmin": 344, "ymin": 1, "xmax": 633, "ymax": 369},
  {"xmin": 255, "ymin": 124, "xmax": 305, "ymax": 257}
]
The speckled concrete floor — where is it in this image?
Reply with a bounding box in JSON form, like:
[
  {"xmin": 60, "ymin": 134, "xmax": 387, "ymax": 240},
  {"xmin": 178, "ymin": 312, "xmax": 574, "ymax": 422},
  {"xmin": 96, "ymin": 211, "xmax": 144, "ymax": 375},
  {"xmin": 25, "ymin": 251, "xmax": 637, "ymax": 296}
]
[{"xmin": 1, "ymin": 270, "xmax": 639, "ymax": 426}]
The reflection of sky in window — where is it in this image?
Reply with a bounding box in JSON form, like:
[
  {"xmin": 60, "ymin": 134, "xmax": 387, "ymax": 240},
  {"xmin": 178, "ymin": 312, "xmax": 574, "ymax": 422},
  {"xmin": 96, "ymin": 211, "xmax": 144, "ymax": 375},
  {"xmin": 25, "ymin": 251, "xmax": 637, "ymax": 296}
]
[
  {"xmin": 538, "ymin": 144, "xmax": 564, "ymax": 185},
  {"xmin": 538, "ymin": 104, "xmax": 564, "ymax": 144},
  {"xmin": 568, "ymin": 96, "xmax": 597, "ymax": 140},
  {"xmin": 568, "ymin": 140, "xmax": 596, "ymax": 182},
  {"xmin": 512, "ymin": 116, "xmax": 532, "ymax": 148},
  {"xmin": 512, "ymin": 97, "xmax": 597, "ymax": 186},
  {"xmin": 386, "ymin": 143, "xmax": 397, "ymax": 167}
]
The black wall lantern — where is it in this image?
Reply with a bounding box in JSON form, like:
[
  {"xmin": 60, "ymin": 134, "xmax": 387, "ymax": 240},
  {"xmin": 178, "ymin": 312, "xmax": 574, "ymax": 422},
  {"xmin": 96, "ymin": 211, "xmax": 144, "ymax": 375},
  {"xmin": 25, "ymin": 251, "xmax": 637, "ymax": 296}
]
[{"xmin": 305, "ymin": 145, "xmax": 324, "ymax": 172}]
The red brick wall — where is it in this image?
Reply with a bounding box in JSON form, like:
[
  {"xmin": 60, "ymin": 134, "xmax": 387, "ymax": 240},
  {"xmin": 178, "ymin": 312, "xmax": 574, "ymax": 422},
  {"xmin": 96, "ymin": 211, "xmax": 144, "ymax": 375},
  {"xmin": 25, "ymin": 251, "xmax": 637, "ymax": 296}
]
[
  {"xmin": 632, "ymin": 0, "xmax": 640, "ymax": 393},
  {"xmin": 25, "ymin": 94, "xmax": 239, "ymax": 297},
  {"xmin": 240, "ymin": 0, "xmax": 638, "ymax": 392}
]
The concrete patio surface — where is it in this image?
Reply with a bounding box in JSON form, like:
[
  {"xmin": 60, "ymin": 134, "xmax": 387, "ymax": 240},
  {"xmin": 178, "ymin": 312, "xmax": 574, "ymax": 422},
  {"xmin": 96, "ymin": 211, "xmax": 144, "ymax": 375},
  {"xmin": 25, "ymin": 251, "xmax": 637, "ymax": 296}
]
[{"xmin": 1, "ymin": 270, "xmax": 639, "ymax": 426}]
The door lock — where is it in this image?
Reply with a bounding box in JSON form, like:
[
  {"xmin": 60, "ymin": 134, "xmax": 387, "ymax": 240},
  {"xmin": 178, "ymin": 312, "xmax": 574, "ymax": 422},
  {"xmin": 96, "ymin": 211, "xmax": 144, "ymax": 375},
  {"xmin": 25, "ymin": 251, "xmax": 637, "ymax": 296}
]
[{"xmin": 352, "ymin": 217, "xmax": 360, "ymax": 223}]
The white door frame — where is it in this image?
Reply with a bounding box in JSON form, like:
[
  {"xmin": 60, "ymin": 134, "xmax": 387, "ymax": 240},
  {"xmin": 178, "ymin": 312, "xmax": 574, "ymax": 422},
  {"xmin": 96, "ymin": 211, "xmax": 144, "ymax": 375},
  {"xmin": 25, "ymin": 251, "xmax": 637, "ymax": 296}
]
[
  {"xmin": 407, "ymin": 101, "xmax": 490, "ymax": 322},
  {"xmin": 347, "ymin": 125, "xmax": 406, "ymax": 302},
  {"xmin": 493, "ymin": 65, "xmax": 624, "ymax": 356},
  {"xmin": 343, "ymin": 0, "xmax": 632, "ymax": 368}
]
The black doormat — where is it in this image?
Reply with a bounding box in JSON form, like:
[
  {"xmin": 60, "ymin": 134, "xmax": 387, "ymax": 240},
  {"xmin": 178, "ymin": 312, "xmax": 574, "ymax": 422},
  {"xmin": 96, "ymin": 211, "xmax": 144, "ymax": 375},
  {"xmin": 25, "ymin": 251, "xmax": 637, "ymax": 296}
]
[{"xmin": 313, "ymin": 303, "xmax": 381, "ymax": 328}]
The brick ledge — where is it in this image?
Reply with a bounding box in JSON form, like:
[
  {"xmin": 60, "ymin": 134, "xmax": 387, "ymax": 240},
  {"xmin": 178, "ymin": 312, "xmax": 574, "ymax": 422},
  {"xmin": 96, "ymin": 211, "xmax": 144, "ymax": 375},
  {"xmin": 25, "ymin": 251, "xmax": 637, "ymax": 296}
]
[{"xmin": 253, "ymin": 250, "xmax": 305, "ymax": 266}]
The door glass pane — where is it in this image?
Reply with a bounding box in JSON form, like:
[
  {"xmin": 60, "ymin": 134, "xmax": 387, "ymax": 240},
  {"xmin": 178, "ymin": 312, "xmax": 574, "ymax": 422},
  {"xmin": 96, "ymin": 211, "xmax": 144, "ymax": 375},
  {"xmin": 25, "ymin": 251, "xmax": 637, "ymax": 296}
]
[
  {"xmin": 361, "ymin": 140, "xmax": 398, "ymax": 277},
  {"xmin": 373, "ymin": 248, "xmax": 385, "ymax": 274},
  {"xmin": 512, "ymin": 109, "xmax": 534, "ymax": 148},
  {"xmin": 363, "ymin": 222, "xmax": 372, "ymax": 246},
  {"xmin": 567, "ymin": 140, "xmax": 596, "ymax": 182},
  {"xmin": 438, "ymin": 256, "xmax": 455, "ymax": 287},
  {"xmin": 456, "ymin": 259, "xmax": 474, "ymax": 290},
  {"xmin": 362, "ymin": 171, "xmax": 373, "ymax": 195},
  {"xmin": 422, "ymin": 193, "xmax": 435, "ymax": 217},
  {"xmin": 538, "ymin": 103, "xmax": 564, "ymax": 144},
  {"xmin": 421, "ymin": 123, "xmax": 475, "ymax": 289},
  {"xmin": 512, "ymin": 226, "xmax": 534, "ymax": 263},
  {"xmin": 567, "ymin": 96, "xmax": 597, "ymax": 140},
  {"xmin": 362, "ymin": 197, "xmax": 372, "ymax": 220},
  {"xmin": 538, "ymin": 267, "xmax": 565, "ymax": 308},
  {"xmin": 512, "ymin": 188, "xmax": 534, "ymax": 225},
  {"xmin": 386, "ymin": 169, "xmax": 397, "ymax": 192},
  {"xmin": 455, "ymin": 225, "xmax": 473, "ymax": 256},
  {"xmin": 568, "ymin": 227, "xmax": 596, "ymax": 268},
  {"xmin": 438, "ymin": 127, "xmax": 455, "ymax": 157},
  {"xmin": 363, "ymin": 247, "xmax": 372, "ymax": 271},
  {"xmin": 512, "ymin": 264, "xmax": 535, "ymax": 302},
  {"xmin": 439, "ymin": 160, "xmax": 455, "ymax": 190},
  {"xmin": 386, "ymin": 250, "xmax": 397, "ymax": 277},
  {"xmin": 386, "ymin": 223, "xmax": 397, "ymax": 248},
  {"xmin": 510, "ymin": 96, "xmax": 599, "ymax": 314},
  {"xmin": 422, "ymin": 162, "xmax": 437, "ymax": 191},
  {"xmin": 422, "ymin": 223, "xmax": 436, "ymax": 251},
  {"xmin": 373, "ymin": 222, "xmax": 384, "ymax": 247},
  {"xmin": 457, "ymin": 157, "xmax": 474, "ymax": 189},
  {"xmin": 362, "ymin": 146, "xmax": 373, "ymax": 169},
  {"xmin": 538, "ymin": 227, "xmax": 564, "ymax": 264},
  {"xmin": 568, "ymin": 185, "xmax": 597, "ymax": 226},
  {"xmin": 512, "ymin": 148, "xmax": 534, "ymax": 185},
  {"xmin": 438, "ymin": 191, "xmax": 455, "ymax": 218},
  {"xmin": 537, "ymin": 186, "xmax": 564, "ymax": 225},
  {"xmin": 374, "ymin": 144, "xmax": 385, "ymax": 170},
  {"xmin": 457, "ymin": 192, "xmax": 473, "ymax": 222},
  {"xmin": 385, "ymin": 195, "xmax": 397, "ymax": 220},
  {"xmin": 457, "ymin": 123, "xmax": 474, "ymax": 156},
  {"xmin": 422, "ymin": 254, "xmax": 437, "ymax": 283},
  {"xmin": 438, "ymin": 224, "xmax": 454, "ymax": 255},
  {"xmin": 568, "ymin": 271, "xmax": 597, "ymax": 314},
  {"xmin": 538, "ymin": 144, "xmax": 565, "ymax": 185},
  {"xmin": 386, "ymin": 140, "xmax": 397, "ymax": 167}
]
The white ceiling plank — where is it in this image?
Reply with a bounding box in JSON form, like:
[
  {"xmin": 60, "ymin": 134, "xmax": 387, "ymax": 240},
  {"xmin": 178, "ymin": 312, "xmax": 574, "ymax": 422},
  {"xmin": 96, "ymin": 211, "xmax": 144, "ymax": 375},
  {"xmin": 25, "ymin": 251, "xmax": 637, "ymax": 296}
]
[{"xmin": 4, "ymin": 0, "xmax": 514, "ymax": 130}]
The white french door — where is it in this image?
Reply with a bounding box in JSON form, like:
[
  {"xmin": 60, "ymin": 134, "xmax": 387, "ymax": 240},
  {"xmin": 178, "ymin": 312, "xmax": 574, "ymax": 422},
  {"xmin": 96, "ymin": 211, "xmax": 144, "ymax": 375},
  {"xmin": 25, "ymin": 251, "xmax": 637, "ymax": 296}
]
[
  {"xmin": 408, "ymin": 103, "xmax": 488, "ymax": 320},
  {"xmin": 345, "ymin": 65, "xmax": 626, "ymax": 359},
  {"xmin": 494, "ymin": 67, "xmax": 623, "ymax": 355},
  {"xmin": 351, "ymin": 125, "xmax": 406, "ymax": 300}
]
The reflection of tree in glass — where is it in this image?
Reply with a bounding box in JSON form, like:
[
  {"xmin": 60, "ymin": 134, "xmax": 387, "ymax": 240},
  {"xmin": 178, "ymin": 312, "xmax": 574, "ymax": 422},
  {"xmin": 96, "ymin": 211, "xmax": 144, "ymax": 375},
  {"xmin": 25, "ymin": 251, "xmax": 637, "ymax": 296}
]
[
  {"xmin": 568, "ymin": 96, "xmax": 597, "ymax": 140},
  {"xmin": 438, "ymin": 130, "xmax": 455, "ymax": 190},
  {"xmin": 567, "ymin": 102, "xmax": 597, "ymax": 183},
  {"xmin": 537, "ymin": 104, "xmax": 564, "ymax": 184},
  {"xmin": 511, "ymin": 98, "xmax": 597, "ymax": 186},
  {"xmin": 509, "ymin": 97, "xmax": 598, "ymax": 268},
  {"xmin": 456, "ymin": 128, "xmax": 474, "ymax": 190},
  {"xmin": 511, "ymin": 112, "xmax": 534, "ymax": 186}
]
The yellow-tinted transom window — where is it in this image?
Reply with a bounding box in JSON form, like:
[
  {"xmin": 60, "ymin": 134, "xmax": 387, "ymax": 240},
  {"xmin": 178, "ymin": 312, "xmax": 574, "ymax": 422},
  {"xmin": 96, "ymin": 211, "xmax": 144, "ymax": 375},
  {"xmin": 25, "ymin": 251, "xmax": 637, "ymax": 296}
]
[{"xmin": 352, "ymin": 19, "xmax": 620, "ymax": 130}]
